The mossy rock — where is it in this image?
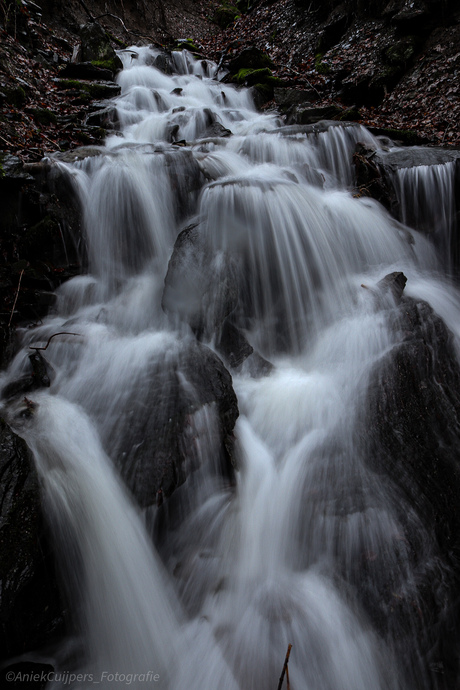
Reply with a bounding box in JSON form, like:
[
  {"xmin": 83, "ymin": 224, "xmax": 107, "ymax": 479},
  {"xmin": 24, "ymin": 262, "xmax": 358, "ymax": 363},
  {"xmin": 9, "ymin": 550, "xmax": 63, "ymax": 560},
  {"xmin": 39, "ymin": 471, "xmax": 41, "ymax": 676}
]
[
  {"xmin": 80, "ymin": 22, "xmax": 116, "ymax": 62},
  {"xmin": 176, "ymin": 39, "xmax": 201, "ymax": 54},
  {"xmin": 235, "ymin": 67, "xmax": 272, "ymax": 85},
  {"xmin": 57, "ymin": 79, "xmax": 121, "ymax": 99},
  {"xmin": 91, "ymin": 56, "xmax": 124, "ymax": 74},
  {"xmin": 250, "ymin": 82, "xmax": 274, "ymax": 108},
  {"xmin": 30, "ymin": 109, "xmax": 58, "ymax": 126},
  {"xmin": 229, "ymin": 46, "xmax": 275, "ymax": 72},
  {"xmin": 384, "ymin": 36, "xmax": 417, "ymax": 65},
  {"xmin": 368, "ymin": 127, "xmax": 425, "ymax": 145},
  {"xmin": 3, "ymin": 85, "xmax": 27, "ymax": 107},
  {"xmin": 213, "ymin": 4, "xmax": 240, "ymax": 28},
  {"xmin": 315, "ymin": 53, "xmax": 331, "ymax": 75}
]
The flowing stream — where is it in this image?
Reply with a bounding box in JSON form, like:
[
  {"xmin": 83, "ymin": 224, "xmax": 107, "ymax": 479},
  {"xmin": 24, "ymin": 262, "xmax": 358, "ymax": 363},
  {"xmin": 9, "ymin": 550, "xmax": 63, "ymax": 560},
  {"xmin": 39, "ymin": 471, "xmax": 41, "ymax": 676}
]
[{"xmin": 2, "ymin": 47, "xmax": 460, "ymax": 689}]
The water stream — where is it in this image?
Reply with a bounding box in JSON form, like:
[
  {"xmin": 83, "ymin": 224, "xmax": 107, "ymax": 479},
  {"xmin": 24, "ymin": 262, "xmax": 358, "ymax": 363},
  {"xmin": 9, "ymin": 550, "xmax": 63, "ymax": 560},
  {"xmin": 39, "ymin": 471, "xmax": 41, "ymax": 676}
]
[{"xmin": 2, "ymin": 47, "xmax": 460, "ymax": 689}]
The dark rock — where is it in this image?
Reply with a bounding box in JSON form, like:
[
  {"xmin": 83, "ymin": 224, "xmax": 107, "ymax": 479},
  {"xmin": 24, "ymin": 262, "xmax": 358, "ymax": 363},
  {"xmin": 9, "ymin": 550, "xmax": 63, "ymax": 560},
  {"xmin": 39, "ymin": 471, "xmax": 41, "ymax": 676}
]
[
  {"xmin": 0, "ymin": 417, "xmax": 63, "ymax": 659},
  {"xmin": 285, "ymin": 104, "xmax": 343, "ymax": 125},
  {"xmin": 376, "ymin": 270, "xmax": 407, "ymax": 302},
  {"xmin": 273, "ymin": 87, "xmax": 317, "ymax": 109},
  {"xmin": 59, "ymin": 62, "xmax": 114, "ymax": 82},
  {"xmin": 214, "ymin": 4, "xmax": 240, "ymax": 29},
  {"xmin": 364, "ymin": 295, "xmax": 460, "ymax": 554},
  {"xmin": 79, "ymin": 22, "xmax": 116, "ymax": 63},
  {"xmin": 202, "ymin": 121, "xmax": 232, "ymax": 138},
  {"xmin": 215, "ymin": 319, "xmax": 254, "ymax": 368},
  {"xmin": 109, "ymin": 338, "xmax": 239, "ymax": 508},
  {"xmin": 228, "ymin": 46, "xmax": 275, "ymax": 72},
  {"xmin": 2, "ymin": 352, "xmax": 53, "ymax": 402},
  {"xmin": 162, "ymin": 223, "xmax": 239, "ymax": 337}
]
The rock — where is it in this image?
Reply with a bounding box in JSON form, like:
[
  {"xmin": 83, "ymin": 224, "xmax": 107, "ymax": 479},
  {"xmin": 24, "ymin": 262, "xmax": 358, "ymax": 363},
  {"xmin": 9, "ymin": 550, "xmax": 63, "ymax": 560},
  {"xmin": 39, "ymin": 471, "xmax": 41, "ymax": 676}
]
[
  {"xmin": 110, "ymin": 338, "xmax": 239, "ymax": 508},
  {"xmin": 273, "ymin": 87, "xmax": 317, "ymax": 109},
  {"xmin": 59, "ymin": 62, "xmax": 115, "ymax": 82},
  {"xmin": 79, "ymin": 22, "xmax": 117, "ymax": 64},
  {"xmin": 285, "ymin": 104, "xmax": 343, "ymax": 125},
  {"xmin": 202, "ymin": 121, "xmax": 232, "ymax": 138},
  {"xmin": 365, "ymin": 295, "xmax": 460, "ymax": 553},
  {"xmin": 214, "ymin": 4, "xmax": 240, "ymax": 29},
  {"xmin": 0, "ymin": 417, "xmax": 63, "ymax": 658},
  {"xmin": 376, "ymin": 270, "xmax": 407, "ymax": 302},
  {"xmin": 162, "ymin": 223, "xmax": 239, "ymax": 336},
  {"xmin": 228, "ymin": 46, "xmax": 275, "ymax": 72},
  {"xmin": 2, "ymin": 352, "xmax": 54, "ymax": 402}
]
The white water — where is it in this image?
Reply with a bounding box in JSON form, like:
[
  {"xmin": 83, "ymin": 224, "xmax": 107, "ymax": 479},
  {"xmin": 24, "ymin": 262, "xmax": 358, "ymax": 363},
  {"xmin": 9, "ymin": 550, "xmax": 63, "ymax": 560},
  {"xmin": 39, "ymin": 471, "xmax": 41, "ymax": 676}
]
[{"xmin": 3, "ymin": 46, "xmax": 460, "ymax": 690}]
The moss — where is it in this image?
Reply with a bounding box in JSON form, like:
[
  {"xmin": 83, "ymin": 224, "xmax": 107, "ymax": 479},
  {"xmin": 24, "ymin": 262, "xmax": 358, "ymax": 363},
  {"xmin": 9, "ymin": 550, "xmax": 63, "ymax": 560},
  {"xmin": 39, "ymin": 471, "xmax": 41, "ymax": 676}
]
[
  {"xmin": 176, "ymin": 39, "xmax": 200, "ymax": 53},
  {"xmin": 105, "ymin": 32, "xmax": 128, "ymax": 49},
  {"xmin": 31, "ymin": 109, "xmax": 57, "ymax": 126},
  {"xmin": 213, "ymin": 5, "xmax": 240, "ymax": 28},
  {"xmin": 315, "ymin": 53, "xmax": 331, "ymax": 75},
  {"xmin": 4, "ymin": 85, "xmax": 26, "ymax": 107},
  {"xmin": 235, "ymin": 67, "xmax": 273, "ymax": 85},
  {"xmin": 57, "ymin": 80, "xmax": 120, "ymax": 99},
  {"xmin": 91, "ymin": 56, "xmax": 123, "ymax": 73},
  {"xmin": 253, "ymin": 82, "xmax": 274, "ymax": 103}
]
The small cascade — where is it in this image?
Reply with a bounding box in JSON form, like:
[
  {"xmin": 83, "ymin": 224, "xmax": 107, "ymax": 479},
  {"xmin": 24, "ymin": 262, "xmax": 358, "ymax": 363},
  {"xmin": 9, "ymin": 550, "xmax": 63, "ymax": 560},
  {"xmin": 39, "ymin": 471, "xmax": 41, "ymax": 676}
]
[
  {"xmin": 2, "ymin": 44, "xmax": 460, "ymax": 690},
  {"xmin": 394, "ymin": 161, "xmax": 457, "ymax": 268},
  {"xmin": 5, "ymin": 394, "xmax": 181, "ymax": 689}
]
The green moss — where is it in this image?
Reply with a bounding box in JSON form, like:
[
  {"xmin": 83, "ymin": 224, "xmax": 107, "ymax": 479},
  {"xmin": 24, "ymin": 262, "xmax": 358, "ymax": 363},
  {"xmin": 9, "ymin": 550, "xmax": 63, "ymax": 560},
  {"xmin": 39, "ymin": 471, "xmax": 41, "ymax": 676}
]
[
  {"xmin": 106, "ymin": 32, "xmax": 128, "ymax": 48},
  {"xmin": 4, "ymin": 85, "xmax": 26, "ymax": 107},
  {"xmin": 315, "ymin": 53, "xmax": 331, "ymax": 75},
  {"xmin": 235, "ymin": 67, "xmax": 272, "ymax": 85},
  {"xmin": 57, "ymin": 80, "xmax": 120, "ymax": 99},
  {"xmin": 176, "ymin": 38, "xmax": 200, "ymax": 53},
  {"xmin": 213, "ymin": 5, "xmax": 240, "ymax": 28},
  {"xmin": 31, "ymin": 108, "xmax": 58, "ymax": 126},
  {"xmin": 253, "ymin": 82, "xmax": 274, "ymax": 102},
  {"xmin": 91, "ymin": 56, "xmax": 123, "ymax": 73}
]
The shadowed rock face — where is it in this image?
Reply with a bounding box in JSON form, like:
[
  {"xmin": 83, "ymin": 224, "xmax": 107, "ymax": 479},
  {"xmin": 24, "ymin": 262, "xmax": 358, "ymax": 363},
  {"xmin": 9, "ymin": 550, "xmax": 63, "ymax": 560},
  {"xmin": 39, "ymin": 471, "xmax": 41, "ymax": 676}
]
[
  {"xmin": 109, "ymin": 338, "xmax": 239, "ymax": 508},
  {"xmin": 360, "ymin": 286, "xmax": 460, "ymax": 689},
  {"xmin": 365, "ymin": 295, "xmax": 460, "ymax": 550},
  {"xmin": 0, "ymin": 417, "xmax": 64, "ymax": 660}
]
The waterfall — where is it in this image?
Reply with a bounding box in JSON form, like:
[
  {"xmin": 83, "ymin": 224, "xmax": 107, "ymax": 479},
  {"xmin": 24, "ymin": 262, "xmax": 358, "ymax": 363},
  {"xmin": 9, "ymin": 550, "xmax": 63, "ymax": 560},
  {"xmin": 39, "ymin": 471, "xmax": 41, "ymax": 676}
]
[
  {"xmin": 394, "ymin": 161, "xmax": 457, "ymax": 269},
  {"xmin": 2, "ymin": 45, "xmax": 460, "ymax": 690}
]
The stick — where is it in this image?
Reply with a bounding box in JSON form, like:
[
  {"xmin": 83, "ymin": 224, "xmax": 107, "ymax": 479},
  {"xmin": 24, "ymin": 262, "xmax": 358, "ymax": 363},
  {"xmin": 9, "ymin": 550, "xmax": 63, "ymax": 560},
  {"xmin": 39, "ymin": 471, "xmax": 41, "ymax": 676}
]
[
  {"xmin": 8, "ymin": 269, "xmax": 24, "ymax": 327},
  {"xmin": 29, "ymin": 332, "xmax": 82, "ymax": 351},
  {"xmin": 277, "ymin": 644, "xmax": 292, "ymax": 690}
]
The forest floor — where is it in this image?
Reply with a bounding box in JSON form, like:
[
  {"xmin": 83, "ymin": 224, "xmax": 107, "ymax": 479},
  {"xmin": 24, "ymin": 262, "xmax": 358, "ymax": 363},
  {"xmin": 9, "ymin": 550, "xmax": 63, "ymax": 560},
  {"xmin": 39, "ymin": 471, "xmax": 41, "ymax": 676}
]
[{"xmin": 0, "ymin": 0, "xmax": 459, "ymax": 164}]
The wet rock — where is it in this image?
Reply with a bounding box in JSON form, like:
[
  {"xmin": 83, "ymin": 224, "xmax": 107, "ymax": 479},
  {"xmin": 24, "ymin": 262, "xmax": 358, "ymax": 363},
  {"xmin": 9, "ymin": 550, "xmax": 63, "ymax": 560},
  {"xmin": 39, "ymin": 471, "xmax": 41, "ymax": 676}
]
[
  {"xmin": 365, "ymin": 295, "xmax": 460, "ymax": 554},
  {"xmin": 162, "ymin": 223, "xmax": 239, "ymax": 337},
  {"xmin": 202, "ymin": 121, "xmax": 232, "ymax": 138},
  {"xmin": 0, "ymin": 417, "xmax": 63, "ymax": 658},
  {"xmin": 376, "ymin": 270, "xmax": 407, "ymax": 302},
  {"xmin": 285, "ymin": 104, "xmax": 343, "ymax": 125},
  {"xmin": 2, "ymin": 352, "xmax": 54, "ymax": 402},
  {"xmin": 111, "ymin": 339, "xmax": 239, "ymax": 508}
]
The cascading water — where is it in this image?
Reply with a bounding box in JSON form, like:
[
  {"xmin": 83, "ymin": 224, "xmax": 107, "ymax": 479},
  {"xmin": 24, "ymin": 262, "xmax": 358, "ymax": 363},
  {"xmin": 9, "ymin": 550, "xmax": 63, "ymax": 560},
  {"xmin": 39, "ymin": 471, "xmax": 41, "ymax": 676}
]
[{"xmin": 2, "ymin": 45, "xmax": 460, "ymax": 690}]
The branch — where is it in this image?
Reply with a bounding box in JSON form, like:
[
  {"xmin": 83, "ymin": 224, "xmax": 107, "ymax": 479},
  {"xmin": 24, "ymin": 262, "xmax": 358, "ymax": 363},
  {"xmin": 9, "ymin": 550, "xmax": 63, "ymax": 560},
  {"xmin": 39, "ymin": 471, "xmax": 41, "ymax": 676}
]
[
  {"xmin": 8, "ymin": 269, "xmax": 24, "ymax": 327},
  {"xmin": 277, "ymin": 644, "xmax": 292, "ymax": 690},
  {"xmin": 29, "ymin": 332, "xmax": 83, "ymax": 351}
]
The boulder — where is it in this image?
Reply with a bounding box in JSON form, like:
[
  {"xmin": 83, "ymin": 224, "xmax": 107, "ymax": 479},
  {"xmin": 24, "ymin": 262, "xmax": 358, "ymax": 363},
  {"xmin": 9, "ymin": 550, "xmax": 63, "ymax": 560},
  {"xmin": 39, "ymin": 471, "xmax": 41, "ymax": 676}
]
[
  {"xmin": 162, "ymin": 223, "xmax": 239, "ymax": 337},
  {"xmin": 79, "ymin": 22, "xmax": 117, "ymax": 64},
  {"xmin": 364, "ymin": 294, "xmax": 460, "ymax": 553},
  {"xmin": 110, "ymin": 338, "xmax": 239, "ymax": 508}
]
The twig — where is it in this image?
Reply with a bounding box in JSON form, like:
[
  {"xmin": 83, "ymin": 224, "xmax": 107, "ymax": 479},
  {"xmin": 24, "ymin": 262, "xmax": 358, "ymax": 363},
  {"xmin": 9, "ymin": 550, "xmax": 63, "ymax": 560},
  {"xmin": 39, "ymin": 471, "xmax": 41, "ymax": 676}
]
[
  {"xmin": 8, "ymin": 269, "xmax": 24, "ymax": 327},
  {"xmin": 29, "ymin": 332, "xmax": 83, "ymax": 351},
  {"xmin": 277, "ymin": 643, "xmax": 292, "ymax": 690},
  {"xmin": 0, "ymin": 132, "xmax": 11, "ymax": 147}
]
